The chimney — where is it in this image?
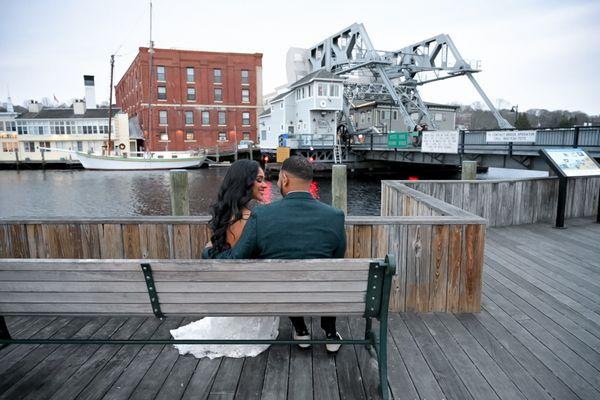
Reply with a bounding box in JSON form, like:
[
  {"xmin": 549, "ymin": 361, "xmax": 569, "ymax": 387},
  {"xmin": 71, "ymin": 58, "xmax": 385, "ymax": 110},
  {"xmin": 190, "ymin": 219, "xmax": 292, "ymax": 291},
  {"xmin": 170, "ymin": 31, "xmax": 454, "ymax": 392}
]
[
  {"xmin": 84, "ymin": 75, "xmax": 96, "ymax": 109},
  {"xmin": 73, "ymin": 99, "xmax": 86, "ymax": 115},
  {"xmin": 27, "ymin": 100, "xmax": 42, "ymax": 113}
]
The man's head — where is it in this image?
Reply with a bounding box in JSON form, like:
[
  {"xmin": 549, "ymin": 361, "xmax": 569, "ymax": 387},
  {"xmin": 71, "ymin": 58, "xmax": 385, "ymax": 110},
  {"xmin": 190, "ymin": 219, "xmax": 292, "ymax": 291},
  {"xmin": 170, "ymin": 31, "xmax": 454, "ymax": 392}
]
[{"xmin": 277, "ymin": 155, "xmax": 313, "ymax": 196}]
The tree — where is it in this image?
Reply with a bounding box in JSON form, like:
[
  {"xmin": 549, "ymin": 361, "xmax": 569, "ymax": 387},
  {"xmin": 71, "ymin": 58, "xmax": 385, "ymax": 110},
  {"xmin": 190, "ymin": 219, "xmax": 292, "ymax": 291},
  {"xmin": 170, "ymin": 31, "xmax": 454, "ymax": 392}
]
[{"xmin": 515, "ymin": 112, "xmax": 532, "ymax": 129}]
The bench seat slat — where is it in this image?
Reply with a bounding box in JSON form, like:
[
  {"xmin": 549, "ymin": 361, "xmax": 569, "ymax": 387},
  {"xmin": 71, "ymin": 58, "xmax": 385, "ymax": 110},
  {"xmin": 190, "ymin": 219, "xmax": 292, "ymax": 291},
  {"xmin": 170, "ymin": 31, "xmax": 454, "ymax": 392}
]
[
  {"xmin": 0, "ymin": 259, "xmax": 372, "ymax": 272},
  {"xmin": 0, "ymin": 270, "xmax": 369, "ymax": 282},
  {"xmin": 0, "ymin": 302, "xmax": 366, "ymax": 316},
  {"xmin": 0, "ymin": 281, "xmax": 368, "ymax": 293},
  {"xmin": 0, "ymin": 292, "xmax": 366, "ymax": 304}
]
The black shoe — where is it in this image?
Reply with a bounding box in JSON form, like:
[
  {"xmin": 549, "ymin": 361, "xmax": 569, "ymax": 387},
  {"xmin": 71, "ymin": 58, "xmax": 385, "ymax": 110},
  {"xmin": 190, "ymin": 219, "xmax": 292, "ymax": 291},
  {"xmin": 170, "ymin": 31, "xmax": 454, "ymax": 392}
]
[
  {"xmin": 326, "ymin": 332, "xmax": 342, "ymax": 354},
  {"xmin": 293, "ymin": 330, "xmax": 311, "ymax": 349}
]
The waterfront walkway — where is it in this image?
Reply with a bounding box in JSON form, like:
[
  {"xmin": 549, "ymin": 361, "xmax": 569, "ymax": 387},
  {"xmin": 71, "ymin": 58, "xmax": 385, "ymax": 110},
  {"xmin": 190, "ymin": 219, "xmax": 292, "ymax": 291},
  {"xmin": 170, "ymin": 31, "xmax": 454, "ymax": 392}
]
[{"xmin": 1, "ymin": 218, "xmax": 599, "ymax": 400}]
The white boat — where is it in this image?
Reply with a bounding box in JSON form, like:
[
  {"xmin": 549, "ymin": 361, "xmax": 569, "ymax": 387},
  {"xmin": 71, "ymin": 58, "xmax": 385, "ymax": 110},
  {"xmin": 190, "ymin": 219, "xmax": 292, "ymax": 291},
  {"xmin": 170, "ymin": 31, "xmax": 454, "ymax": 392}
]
[{"xmin": 41, "ymin": 148, "xmax": 206, "ymax": 170}]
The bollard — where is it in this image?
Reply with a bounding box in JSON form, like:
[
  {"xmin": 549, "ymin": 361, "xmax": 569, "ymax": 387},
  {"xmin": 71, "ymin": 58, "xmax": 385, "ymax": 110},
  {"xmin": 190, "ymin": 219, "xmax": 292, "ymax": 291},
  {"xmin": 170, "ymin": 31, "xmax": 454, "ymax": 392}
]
[
  {"xmin": 332, "ymin": 164, "xmax": 347, "ymax": 214},
  {"xmin": 461, "ymin": 160, "xmax": 477, "ymax": 180},
  {"xmin": 170, "ymin": 169, "xmax": 190, "ymax": 216}
]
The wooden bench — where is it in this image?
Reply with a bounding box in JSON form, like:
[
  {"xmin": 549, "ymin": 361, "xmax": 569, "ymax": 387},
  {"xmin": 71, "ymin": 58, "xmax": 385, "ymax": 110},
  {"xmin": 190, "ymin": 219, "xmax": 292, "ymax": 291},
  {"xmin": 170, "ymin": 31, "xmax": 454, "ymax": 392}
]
[{"xmin": 0, "ymin": 255, "xmax": 396, "ymax": 399}]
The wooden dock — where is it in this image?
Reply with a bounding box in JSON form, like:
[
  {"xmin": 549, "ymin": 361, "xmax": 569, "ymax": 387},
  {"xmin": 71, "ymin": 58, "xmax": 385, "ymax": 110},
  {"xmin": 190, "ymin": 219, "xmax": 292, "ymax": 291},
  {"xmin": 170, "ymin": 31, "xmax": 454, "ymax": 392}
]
[{"xmin": 1, "ymin": 218, "xmax": 599, "ymax": 399}]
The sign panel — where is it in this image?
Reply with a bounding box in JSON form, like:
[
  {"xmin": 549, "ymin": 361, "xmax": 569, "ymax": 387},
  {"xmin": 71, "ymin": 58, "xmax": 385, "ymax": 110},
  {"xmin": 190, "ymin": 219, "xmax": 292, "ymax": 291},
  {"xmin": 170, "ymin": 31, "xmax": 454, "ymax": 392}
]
[
  {"xmin": 542, "ymin": 148, "xmax": 600, "ymax": 177},
  {"xmin": 421, "ymin": 130, "xmax": 459, "ymax": 154},
  {"xmin": 486, "ymin": 130, "xmax": 537, "ymax": 143},
  {"xmin": 387, "ymin": 132, "xmax": 410, "ymax": 148}
]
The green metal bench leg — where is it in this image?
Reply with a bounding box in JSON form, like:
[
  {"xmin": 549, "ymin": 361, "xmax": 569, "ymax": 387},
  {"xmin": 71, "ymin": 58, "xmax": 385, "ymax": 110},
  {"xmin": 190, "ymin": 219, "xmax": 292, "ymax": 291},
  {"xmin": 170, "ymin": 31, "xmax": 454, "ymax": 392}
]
[
  {"xmin": 0, "ymin": 316, "xmax": 11, "ymax": 349},
  {"xmin": 378, "ymin": 316, "xmax": 390, "ymax": 400}
]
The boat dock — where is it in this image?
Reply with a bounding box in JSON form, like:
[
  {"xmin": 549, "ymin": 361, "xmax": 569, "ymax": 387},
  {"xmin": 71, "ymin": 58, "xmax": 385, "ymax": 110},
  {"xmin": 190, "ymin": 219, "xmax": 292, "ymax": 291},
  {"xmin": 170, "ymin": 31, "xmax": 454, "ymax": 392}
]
[
  {"xmin": 1, "ymin": 174, "xmax": 599, "ymax": 399},
  {"xmin": 0, "ymin": 218, "xmax": 598, "ymax": 399}
]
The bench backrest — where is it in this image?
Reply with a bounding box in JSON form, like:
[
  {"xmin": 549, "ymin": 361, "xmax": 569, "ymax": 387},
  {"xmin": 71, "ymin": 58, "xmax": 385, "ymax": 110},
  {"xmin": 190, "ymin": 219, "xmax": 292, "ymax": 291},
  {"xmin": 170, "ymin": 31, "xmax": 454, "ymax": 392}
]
[{"xmin": 0, "ymin": 258, "xmax": 395, "ymax": 318}]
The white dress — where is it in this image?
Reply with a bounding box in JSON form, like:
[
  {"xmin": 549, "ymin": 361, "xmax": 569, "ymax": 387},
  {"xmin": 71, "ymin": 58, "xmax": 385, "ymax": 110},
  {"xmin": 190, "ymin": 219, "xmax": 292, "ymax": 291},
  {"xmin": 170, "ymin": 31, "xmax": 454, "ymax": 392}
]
[{"xmin": 170, "ymin": 316, "xmax": 280, "ymax": 359}]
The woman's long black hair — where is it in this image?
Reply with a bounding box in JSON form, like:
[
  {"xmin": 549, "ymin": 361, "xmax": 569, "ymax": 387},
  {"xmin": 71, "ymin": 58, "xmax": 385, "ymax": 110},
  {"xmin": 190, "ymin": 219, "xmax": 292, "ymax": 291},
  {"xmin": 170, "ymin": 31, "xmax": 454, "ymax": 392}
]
[{"xmin": 208, "ymin": 159, "xmax": 261, "ymax": 256}]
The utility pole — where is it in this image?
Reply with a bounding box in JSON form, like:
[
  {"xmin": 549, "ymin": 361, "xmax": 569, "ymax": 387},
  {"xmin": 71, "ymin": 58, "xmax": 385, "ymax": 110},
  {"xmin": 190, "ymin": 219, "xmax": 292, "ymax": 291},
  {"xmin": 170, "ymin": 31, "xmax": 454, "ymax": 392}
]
[
  {"xmin": 107, "ymin": 54, "xmax": 115, "ymax": 155},
  {"xmin": 147, "ymin": 0, "xmax": 154, "ymax": 152}
]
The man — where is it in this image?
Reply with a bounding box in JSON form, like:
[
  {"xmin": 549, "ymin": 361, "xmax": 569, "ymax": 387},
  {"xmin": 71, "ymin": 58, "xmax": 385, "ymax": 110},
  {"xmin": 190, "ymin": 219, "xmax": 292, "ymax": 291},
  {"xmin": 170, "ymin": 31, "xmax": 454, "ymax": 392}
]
[{"xmin": 217, "ymin": 155, "xmax": 346, "ymax": 353}]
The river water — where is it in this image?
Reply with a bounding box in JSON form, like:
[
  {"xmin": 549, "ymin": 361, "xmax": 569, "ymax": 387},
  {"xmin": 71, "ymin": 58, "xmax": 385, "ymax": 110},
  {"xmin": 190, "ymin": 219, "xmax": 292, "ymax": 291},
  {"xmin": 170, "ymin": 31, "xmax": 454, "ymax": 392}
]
[{"xmin": 0, "ymin": 167, "xmax": 547, "ymax": 218}]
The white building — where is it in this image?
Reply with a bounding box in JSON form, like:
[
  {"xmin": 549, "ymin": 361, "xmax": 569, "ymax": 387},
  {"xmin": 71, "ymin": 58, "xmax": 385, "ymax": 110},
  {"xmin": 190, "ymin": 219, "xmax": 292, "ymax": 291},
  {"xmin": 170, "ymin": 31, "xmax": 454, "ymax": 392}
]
[
  {"xmin": 13, "ymin": 100, "xmax": 129, "ymax": 162},
  {"xmin": 0, "ymin": 100, "xmax": 25, "ymax": 162},
  {"xmin": 259, "ymin": 70, "xmax": 344, "ymax": 151}
]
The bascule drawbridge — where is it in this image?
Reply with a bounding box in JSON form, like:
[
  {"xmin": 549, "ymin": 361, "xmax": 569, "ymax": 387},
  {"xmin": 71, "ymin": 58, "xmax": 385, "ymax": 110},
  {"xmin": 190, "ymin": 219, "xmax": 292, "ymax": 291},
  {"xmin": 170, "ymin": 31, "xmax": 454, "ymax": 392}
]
[{"xmin": 291, "ymin": 22, "xmax": 512, "ymax": 136}]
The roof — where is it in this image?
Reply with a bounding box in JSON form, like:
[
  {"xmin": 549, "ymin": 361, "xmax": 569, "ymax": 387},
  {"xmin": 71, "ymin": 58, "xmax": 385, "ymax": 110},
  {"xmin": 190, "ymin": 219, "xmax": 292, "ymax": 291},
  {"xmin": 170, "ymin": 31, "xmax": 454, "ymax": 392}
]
[
  {"xmin": 16, "ymin": 107, "xmax": 121, "ymax": 120},
  {"xmin": 0, "ymin": 105, "xmax": 26, "ymax": 114},
  {"xmin": 270, "ymin": 91, "xmax": 292, "ymax": 102},
  {"xmin": 350, "ymin": 99, "xmax": 460, "ymax": 111},
  {"xmin": 259, "ymin": 108, "xmax": 271, "ymax": 117},
  {"xmin": 289, "ymin": 69, "xmax": 344, "ymax": 89}
]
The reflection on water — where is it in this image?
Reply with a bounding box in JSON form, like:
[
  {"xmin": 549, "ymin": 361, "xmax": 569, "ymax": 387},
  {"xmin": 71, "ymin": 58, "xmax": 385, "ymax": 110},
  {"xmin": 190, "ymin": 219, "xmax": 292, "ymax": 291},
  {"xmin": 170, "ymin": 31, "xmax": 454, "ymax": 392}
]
[{"xmin": 0, "ymin": 166, "xmax": 548, "ymax": 218}]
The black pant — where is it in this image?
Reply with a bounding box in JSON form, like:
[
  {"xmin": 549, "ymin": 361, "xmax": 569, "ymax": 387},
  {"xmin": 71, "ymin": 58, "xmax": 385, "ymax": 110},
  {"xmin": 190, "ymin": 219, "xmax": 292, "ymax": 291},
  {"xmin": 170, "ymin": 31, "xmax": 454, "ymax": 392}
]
[{"xmin": 290, "ymin": 316, "xmax": 336, "ymax": 337}]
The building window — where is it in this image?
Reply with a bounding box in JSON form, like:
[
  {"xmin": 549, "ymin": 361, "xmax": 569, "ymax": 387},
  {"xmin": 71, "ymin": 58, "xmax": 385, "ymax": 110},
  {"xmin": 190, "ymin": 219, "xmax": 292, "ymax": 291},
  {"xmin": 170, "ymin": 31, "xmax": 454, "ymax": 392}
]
[
  {"xmin": 40, "ymin": 141, "xmax": 51, "ymax": 150},
  {"xmin": 77, "ymin": 141, "xmax": 83, "ymax": 151},
  {"xmin": 186, "ymin": 67, "xmax": 194, "ymax": 83},
  {"xmin": 329, "ymin": 84, "xmax": 339, "ymax": 97},
  {"xmin": 160, "ymin": 132, "xmax": 169, "ymax": 141},
  {"xmin": 157, "ymin": 86, "xmax": 166, "ymax": 100},
  {"xmin": 243, "ymin": 132, "xmax": 250, "ymax": 140},
  {"xmin": 24, "ymin": 142, "xmax": 35, "ymax": 152},
  {"xmin": 260, "ymin": 130, "xmax": 267, "ymax": 141},
  {"xmin": 242, "ymin": 112, "xmax": 250, "ymax": 125},
  {"xmin": 185, "ymin": 130, "xmax": 195, "ymax": 141},
  {"xmin": 308, "ymin": 85, "xmax": 312, "ymax": 97},
  {"xmin": 157, "ymin": 66, "xmax": 165, "ymax": 81},
  {"xmin": 185, "ymin": 111, "xmax": 194, "ymax": 125},
  {"xmin": 317, "ymin": 83, "xmax": 327, "ymax": 96},
  {"xmin": 218, "ymin": 111, "xmax": 226, "ymax": 125},
  {"xmin": 242, "ymin": 89, "xmax": 250, "ymax": 103},
  {"xmin": 2, "ymin": 142, "xmax": 17, "ymax": 152},
  {"xmin": 214, "ymin": 88, "xmax": 223, "ymax": 102},
  {"xmin": 218, "ymin": 132, "xmax": 227, "ymax": 141},
  {"xmin": 393, "ymin": 111, "xmax": 398, "ymax": 120},
  {"xmin": 187, "ymin": 87, "xmax": 196, "ymax": 101},
  {"xmin": 202, "ymin": 111, "xmax": 210, "ymax": 125},
  {"xmin": 5, "ymin": 121, "xmax": 16, "ymax": 131},
  {"xmin": 214, "ymin": 68, "xmax": 222, "ymax": 84},
  {"xmin": 241, "ymin": 69, "xmax": 249, "ymax": 85},
  {"xmin": 435, "ymin": 112, "xmax": 444, "ymax": 121},
  {"xmin": 159, "ymin": 111, "xmax": 168, "ymax": 125}
]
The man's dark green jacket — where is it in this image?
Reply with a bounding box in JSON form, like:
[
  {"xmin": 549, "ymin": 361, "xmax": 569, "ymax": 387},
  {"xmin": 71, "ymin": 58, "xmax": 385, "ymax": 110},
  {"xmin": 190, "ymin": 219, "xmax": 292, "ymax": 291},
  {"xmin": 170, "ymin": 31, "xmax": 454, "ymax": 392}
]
[{"xmin": 211, "ymin": 191, "xmax": 346, "ymax": 259}]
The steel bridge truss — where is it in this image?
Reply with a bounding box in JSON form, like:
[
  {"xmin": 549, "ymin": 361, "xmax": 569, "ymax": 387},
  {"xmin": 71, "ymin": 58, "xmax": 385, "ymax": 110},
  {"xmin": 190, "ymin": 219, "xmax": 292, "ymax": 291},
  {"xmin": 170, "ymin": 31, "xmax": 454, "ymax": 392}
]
[{"xmin": 305, "ymin": 23, "xmax": 513, "ymax": 132}]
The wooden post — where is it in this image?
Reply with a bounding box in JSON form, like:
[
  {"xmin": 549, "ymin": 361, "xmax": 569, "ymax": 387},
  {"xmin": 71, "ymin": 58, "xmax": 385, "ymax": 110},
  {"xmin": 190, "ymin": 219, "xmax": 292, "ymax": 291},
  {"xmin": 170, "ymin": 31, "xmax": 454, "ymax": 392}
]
[
  {"xmin": 41, "ymin": 149, "xmax": 46, "ymax": 170},
  {"xmin": 332, "ymin": 164, "xmax": 347, "ymax": 214},
  {"xmin": 461, "ymin": 160, "xmax": 477, "ymax": 180},
  {"xmin": 170, "ymin": 169, "xmax": 190, "ymax": 216},
  {"xmin": 14, "ymin": 148, "xmax": 20, "ymax": 170}
]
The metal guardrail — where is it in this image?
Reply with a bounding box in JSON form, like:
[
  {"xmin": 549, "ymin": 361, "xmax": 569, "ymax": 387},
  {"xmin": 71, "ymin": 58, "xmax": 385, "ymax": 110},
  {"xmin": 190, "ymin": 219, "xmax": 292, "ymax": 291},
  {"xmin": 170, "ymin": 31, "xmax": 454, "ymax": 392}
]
[{"xmin": 346, "ymin": 126, "xmax": 600, "ymax": 154}]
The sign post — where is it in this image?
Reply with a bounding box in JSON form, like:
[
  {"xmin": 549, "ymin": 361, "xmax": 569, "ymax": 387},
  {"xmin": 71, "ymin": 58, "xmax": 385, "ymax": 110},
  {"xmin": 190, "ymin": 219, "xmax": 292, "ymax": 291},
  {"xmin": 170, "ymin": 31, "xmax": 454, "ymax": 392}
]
[{"xmin": 539, "ymin": 148, "xmax": 600, "ymax": 228}]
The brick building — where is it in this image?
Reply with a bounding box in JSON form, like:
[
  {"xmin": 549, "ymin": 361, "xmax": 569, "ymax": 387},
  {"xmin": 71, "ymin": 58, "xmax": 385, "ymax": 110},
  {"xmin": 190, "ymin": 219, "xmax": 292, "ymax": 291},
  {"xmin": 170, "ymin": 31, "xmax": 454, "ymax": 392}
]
[{"xmin": 116, "ymin": 48, "xmax": 262, "ymax": 151}]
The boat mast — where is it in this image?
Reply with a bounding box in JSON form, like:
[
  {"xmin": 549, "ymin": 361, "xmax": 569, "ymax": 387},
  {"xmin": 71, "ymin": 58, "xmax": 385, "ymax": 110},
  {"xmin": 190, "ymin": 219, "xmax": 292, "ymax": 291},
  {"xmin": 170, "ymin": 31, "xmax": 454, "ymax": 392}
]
[
  {"xmin": 147, "ymin": 0, "xmax": 154, "ymax": 152},
  {"xmin": 107, "ymin": 54, "xmax": 115, "ymax": 155}
]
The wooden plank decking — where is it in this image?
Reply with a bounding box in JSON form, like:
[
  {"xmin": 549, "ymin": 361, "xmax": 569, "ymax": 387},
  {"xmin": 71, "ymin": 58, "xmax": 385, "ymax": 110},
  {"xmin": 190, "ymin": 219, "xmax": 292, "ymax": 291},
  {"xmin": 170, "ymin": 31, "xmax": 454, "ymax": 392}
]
[{"xmin": 1, "ymin": 218, "xmax": 599, "ymax": 400}]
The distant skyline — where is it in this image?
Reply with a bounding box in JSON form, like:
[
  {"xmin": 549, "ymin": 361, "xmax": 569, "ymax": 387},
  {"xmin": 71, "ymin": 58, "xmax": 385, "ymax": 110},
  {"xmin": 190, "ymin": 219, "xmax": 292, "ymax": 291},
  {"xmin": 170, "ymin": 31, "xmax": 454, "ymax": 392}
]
[{"xmin": 1, "ymin": 0, "xmax": 599, "ymax": 114}]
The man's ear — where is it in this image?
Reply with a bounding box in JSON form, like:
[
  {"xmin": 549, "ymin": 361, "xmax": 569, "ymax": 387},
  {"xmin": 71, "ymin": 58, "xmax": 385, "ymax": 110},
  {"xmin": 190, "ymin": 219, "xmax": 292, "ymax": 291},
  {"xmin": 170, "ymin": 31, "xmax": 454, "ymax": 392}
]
[{"xmin": 281, "ymin": 171, "xmax": 288, "ymax": 187}]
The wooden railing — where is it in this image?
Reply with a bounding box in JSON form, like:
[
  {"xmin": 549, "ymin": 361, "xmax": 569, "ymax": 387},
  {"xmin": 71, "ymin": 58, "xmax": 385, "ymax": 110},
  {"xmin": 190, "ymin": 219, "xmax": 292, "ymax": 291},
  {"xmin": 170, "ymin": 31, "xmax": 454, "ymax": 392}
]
[
  {"xmin": 0, "ymin": 182, "xmax": 486, "ymax": 313},
  {"xmin": 396, "ymin": 176, "xmax": 600, "ymax": 227}
]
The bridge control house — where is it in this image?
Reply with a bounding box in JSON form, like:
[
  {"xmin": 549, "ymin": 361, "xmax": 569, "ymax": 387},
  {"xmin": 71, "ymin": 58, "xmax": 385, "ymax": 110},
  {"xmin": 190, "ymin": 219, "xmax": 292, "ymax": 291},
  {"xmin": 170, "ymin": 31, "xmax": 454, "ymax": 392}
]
[{"xmin": 259, "ymin": 70, "xmax": 344, "ymax": 152}]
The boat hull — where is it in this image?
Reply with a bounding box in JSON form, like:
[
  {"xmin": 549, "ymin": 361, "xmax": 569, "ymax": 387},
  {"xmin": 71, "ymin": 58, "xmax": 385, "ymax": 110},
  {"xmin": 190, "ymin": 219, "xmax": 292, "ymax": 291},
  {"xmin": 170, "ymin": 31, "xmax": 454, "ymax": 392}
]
[{"xmin": 75, "ymin": 153, "xmax": 205, "ymax": 170}]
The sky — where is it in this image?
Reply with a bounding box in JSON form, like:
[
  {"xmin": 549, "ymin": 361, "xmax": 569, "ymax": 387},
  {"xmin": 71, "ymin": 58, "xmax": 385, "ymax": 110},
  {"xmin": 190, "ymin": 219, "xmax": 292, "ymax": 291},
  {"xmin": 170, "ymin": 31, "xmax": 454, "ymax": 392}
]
[{"xmin": 1, "ymin": 0, "xmax": 599, "ymax": 114}]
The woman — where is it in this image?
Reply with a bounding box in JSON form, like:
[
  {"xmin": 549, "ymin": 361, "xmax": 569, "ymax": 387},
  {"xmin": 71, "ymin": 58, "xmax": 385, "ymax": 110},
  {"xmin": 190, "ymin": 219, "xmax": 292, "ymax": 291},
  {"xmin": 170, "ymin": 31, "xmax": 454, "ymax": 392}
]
[{"xmin": 170, "ymin": 159, "xmax": 280, "ymax": 359}]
